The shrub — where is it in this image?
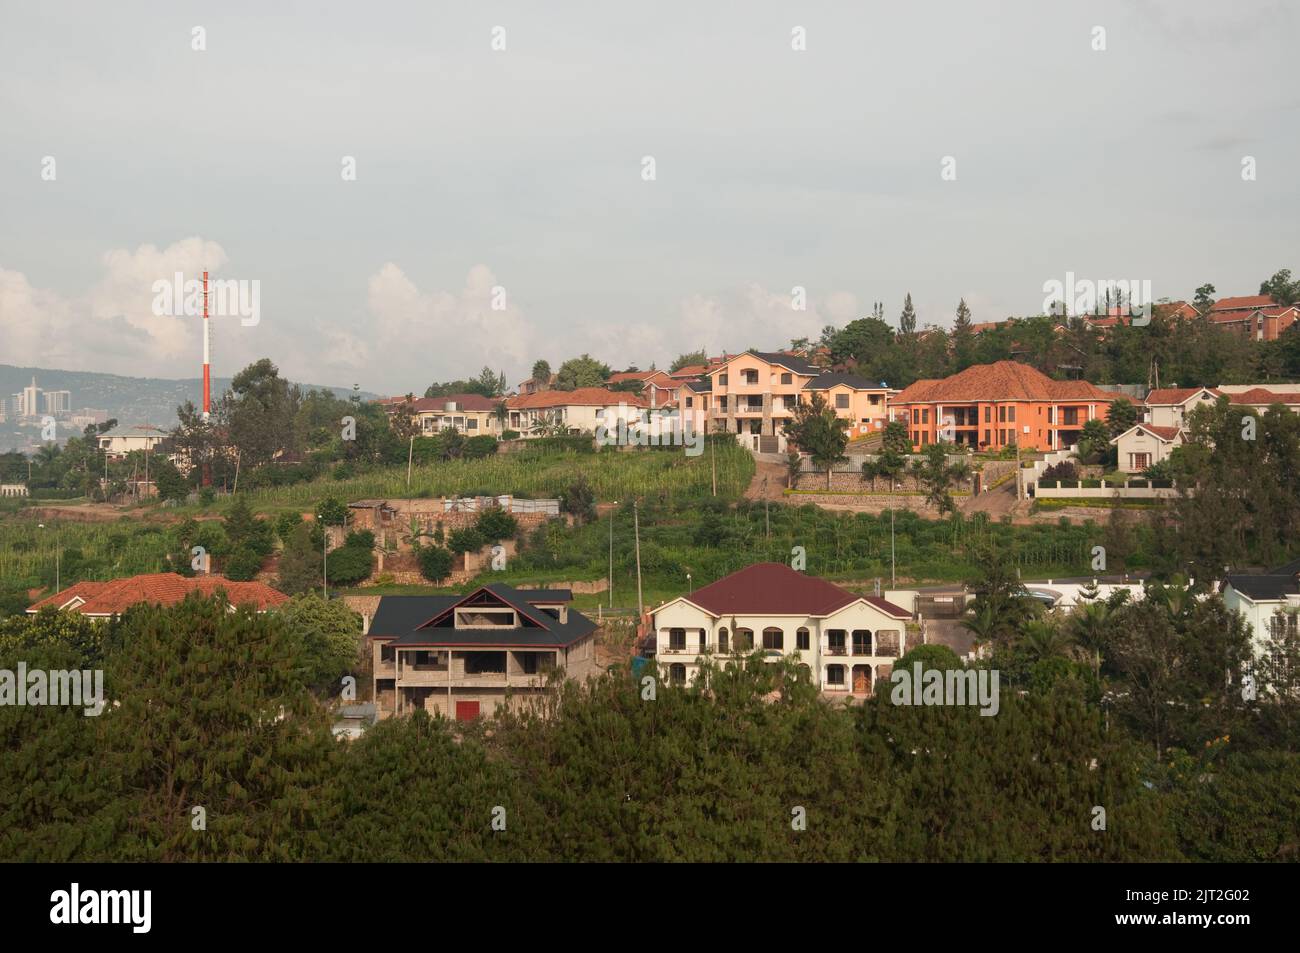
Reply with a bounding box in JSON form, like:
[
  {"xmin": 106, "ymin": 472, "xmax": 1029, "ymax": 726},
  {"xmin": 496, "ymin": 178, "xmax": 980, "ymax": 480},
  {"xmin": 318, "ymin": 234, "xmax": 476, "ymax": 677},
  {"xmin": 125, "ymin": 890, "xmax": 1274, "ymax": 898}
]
[
  {"xmin": 316, "ymin": 496, "xmax": 348, "ymax": 526},
  {"xmin": 418, "ymin": 544, "xmax": 454, "ymax": 582},
  {"xmin": 475, "ymin": 507, "xmax": 518, "ymax": 543},
  {"xmin": 223, "ymin": 545, "xmax": 265, "ymax": 582},
  {"xmin": 325, "ymin": 539, "xmax": 373, "ymax": 586},
  {"xmin": 447, "ymin": 527, "xmax": 486, "ymax": 555}
]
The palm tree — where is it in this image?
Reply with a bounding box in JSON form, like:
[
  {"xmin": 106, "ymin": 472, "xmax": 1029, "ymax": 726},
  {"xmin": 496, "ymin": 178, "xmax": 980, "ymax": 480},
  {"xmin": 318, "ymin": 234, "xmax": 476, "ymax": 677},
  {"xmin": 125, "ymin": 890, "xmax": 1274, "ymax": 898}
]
[
  {"xmin": 1068, "ymin": 600, "xmax": 1111, "ymax": 678},
  {"xmin": 960, "ymin": 601, "xmax": 999, "ymax": 656},
  {"xmin": 400, "ymin": 515, "xmax": 431, "ymax": 550},
  {"xmin": 1021, "ymin": 618, "xmax": 1071, "ymax": 662}
]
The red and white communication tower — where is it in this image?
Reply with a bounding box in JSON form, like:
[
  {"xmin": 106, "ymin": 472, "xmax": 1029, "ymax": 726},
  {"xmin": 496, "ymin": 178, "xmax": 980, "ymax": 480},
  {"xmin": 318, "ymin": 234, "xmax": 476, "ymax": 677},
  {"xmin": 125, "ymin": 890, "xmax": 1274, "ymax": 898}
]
[
  {"xmin": 201, "ymin": 270, "xmax": 213, "ymax": 486},
  {"xmin": 202, "ymin": 270, "xmax": 212, "ymax": 420}
]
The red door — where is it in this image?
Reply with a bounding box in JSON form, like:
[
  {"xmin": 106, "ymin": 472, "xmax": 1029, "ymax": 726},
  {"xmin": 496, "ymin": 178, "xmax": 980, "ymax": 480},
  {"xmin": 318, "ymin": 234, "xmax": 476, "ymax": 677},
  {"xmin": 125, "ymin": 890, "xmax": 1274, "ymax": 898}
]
[{"xmin": 455, "ymin": 701, "xmax": 480, "ymax": 722}]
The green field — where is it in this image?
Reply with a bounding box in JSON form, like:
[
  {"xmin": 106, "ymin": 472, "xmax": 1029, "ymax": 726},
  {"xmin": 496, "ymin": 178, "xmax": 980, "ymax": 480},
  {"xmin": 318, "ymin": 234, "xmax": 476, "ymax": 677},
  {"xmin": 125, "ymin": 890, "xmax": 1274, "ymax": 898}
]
[{"xmin": 190, "ymin": 442, "xmax": 755, "ymax": 516}]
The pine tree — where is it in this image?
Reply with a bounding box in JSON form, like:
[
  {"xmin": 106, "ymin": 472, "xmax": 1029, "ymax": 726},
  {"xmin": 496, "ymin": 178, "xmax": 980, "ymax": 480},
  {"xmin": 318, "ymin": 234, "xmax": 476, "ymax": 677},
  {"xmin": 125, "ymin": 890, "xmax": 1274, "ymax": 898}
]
[
  {"xmin": 952, "ymin": 297, "xmax": 975, "ymax": 371},
  {"xmin": 899, "ymin": 293, "xmax": 917, "ymax": 336}
]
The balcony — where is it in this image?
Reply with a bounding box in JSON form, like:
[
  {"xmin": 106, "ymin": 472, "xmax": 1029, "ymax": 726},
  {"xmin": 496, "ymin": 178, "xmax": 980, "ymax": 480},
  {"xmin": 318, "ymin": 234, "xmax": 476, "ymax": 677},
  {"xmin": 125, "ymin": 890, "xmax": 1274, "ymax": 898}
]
[
  {"xmin": 734, "ymin": 403, "xmax": 766, "ymax": 416},
  {"xmin": 659, "ymin": 644, "xmax": 691, "ymax": 655},
  {"xmin": 825, "ymin": 646, "xmax": 848, "ymax": 657}
]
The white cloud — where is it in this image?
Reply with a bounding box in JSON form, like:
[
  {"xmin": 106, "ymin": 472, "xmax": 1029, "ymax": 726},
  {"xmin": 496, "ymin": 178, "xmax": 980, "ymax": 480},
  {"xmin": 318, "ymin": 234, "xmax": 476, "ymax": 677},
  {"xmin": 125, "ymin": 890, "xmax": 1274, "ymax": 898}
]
[
  {"xmin": 336, "ymin": 262, "xmax": 536, "ymax": 394},
  {"xmin": 0, "ymin": 238, "xmax": 227, "ymax": 376}
]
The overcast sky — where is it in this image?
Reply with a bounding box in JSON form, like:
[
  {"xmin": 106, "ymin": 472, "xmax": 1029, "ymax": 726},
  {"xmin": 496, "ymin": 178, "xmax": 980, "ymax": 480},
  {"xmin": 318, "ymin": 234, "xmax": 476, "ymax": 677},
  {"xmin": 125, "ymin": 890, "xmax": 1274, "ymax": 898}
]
[{"xmin": 2, "ymin": 0, "xmax": 1297, "ymax": 395}]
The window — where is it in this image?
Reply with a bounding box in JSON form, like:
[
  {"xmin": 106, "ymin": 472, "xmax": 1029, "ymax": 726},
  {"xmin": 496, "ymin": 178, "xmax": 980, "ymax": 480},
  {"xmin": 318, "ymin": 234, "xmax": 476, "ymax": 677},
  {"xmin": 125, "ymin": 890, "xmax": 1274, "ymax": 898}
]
[
  {"xmin": 743, "ymin": 369, "xmax": 759, "ymax": 384},
  {"xmin": 870, "ymin": 394, "xmax": 880, "ymax": 405},
  {"xmin": 668, "ymin": 628, "xmax": 686, "ymax": 651},
  {"xmin": 1008, "ymin": 407, "xmax": 1016, "ymax": 422},
  {"xmin": 826, "ymin": 665, "xmax": 845, "ymax": 686},
  {"xmin": 828, "ymin": 630, "xmax": 846, "ymax": 655},
  {"xmin": 763, "ymin": 627, "xmax": 784, "ymax": 651},
  {"xmin": 521, "ymin": 653, "xmax": 538, "ymax": 675},
  {"xmin": 921, "ymin": 409, "xmax": 930, "ymax": 424},
  {"xmin": 912, "ymin": 408, "xmax": 919, "ymax": 423},
  {"xmin": 718, "ymin": 397, "xmax": 727, "ymax": 411},
  {"xmin": 686, "ymin": 397, "xmax": 693, "ymax": 408},
  {"xmin": 719, "ymin": 373, "xmax": 728, "ymax": 386},
  {"xmin": 1130, "ymin": 453, "xmax": 1150, "ymax": 470},
  {"xmin": 467, "ymin": 418, "xmax": 478, "ymax": 430},
  {"xmin": 983, "ymin": 429, "xmax": 991, "ymax": 444},
  {"xmin": 718, "ymin": 628, "xmax": 729, "ymax": 653},
  {"xmin": 698, "ymin": 629, "xmax": 708, "ymax": 651},
  {"xmin": 669, "ymin": 663, "xmax": 686, "ymax": 685},
  {"xmin": 781, "ymin": 373, "xmax": 792, "ymax": 385},
  {"xmin": 998, "ymin": 406, "xmax": 1006, "ymax": 422},
  {"xmin": 380, "ymin": 644, "xmax": 395, "ymax": 662},
  {"xmin": 984, "ymin": 406, "xmax": 991, "ymax": 423},
  {"xmin": 796, "ymin": 627, "xmax": 810, "ymax": 651},
  {"xmin": 852, "ymin": 630, "xmax": 872, "ymax": 655},
  {"xmin": 835, "ymin": 394, "xmax": 850, "ymax": 410},
  {"xmin": 734, "ymin": 628, "xmax": 754, "ymax": 651}
]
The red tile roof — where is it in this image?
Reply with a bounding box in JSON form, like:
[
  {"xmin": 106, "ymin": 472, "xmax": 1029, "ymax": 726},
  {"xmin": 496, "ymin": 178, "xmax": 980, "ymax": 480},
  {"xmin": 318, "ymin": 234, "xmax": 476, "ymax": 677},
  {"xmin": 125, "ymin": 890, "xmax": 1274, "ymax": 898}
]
[
  {"xmin": 670, "ymin": 364, "xmax": 708, "ymax": 378},
  {"xmin": 1137, "ymin": 424, "xmax": 1183, "ymax": 441},
  {"xmin": 607, "ymin": 371, "xmax": 655, "ymax": 383},
  {"xmin": 506, "ymin": 387, "xmax": 647, "ymax": 409},
  {"xmin": 1210, "ymin": 295, "xmax": 1276, "ymax": 313},
  {"xmin": 681, "ymin": 563, "xmax": 909, "ymax": 618},
  {"xmin": 27, "ymin": 573, "xmax": 289, "ymax": 616},
  {"xmin": 1227, "ymin": 388, "xmax": 1300, "ymax": 405},
  {"xmin": 892, "ymin": 361, "xmax": 1114, "ymax": 404},
  {"xmin": 1144, "ymin": 387, "xmax": 1218, "ymax": 405},
  {"xmin": 382, "ymin": 393, "xmax": 498, "ymax": 412}
]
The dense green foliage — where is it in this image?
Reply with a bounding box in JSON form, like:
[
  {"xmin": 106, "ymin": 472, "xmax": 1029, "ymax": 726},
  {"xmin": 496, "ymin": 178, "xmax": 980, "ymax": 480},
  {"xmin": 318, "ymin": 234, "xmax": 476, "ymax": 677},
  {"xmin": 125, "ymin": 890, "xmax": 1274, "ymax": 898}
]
[{"xmin": 2, "ymin": 594, "xmax": 1294, "ymax": 861}]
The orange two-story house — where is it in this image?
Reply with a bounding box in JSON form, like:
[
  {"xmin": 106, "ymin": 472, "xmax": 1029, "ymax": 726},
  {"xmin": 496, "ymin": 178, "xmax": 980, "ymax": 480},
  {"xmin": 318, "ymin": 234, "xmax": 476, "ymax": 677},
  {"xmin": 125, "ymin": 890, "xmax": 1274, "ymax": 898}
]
[{"xmin": 889, "ymin": 361, "xmax": 1114, "ymax": 452}]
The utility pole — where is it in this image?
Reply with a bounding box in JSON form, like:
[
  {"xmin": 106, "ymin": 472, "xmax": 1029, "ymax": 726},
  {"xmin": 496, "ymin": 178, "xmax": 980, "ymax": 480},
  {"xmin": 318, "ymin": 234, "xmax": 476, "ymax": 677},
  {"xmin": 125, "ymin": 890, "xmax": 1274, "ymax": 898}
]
[
  {"xmin": 890, "ymin": 482, "xmax": 896, "ymax": 589},
  {"xmin": 633, "ymin": 500, "xmax": 643, "ymax": 625},
  {"xmin": 710, "ymin": 435, "xmax": 716, "ymax": 497},
  {"xmin": 608, "ymin": 501, "xmax": 618, "ymax": 610}
]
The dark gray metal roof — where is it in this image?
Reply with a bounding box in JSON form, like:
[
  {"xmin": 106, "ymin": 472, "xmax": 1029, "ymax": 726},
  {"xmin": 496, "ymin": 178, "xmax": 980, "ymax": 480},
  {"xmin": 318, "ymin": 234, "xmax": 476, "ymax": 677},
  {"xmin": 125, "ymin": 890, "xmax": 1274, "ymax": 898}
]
[
  {"xmin": 1223, "ymin": 574, "xmax": 1299, "ymax": 601},
  {"xmin": 369, "ymin": 586, "xmax": 596, "ymax": 648},
  {"xmin": 804, "ymin": 372, "xmax": 886, "ymax": 391}
]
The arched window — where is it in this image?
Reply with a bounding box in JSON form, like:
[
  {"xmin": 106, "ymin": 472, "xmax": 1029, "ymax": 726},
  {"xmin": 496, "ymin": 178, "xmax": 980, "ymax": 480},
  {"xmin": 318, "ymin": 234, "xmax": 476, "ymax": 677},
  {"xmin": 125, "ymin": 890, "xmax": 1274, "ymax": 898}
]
[
  {"xmin": 718, "ymin": 628, "xmax": 729, "ymax": 653},
  {"xmin": 734, "ymin": 628, "xmax": 754, "ymax": 652},
  {"xmin": 669, "ymin": 663, "xmax": 686, "ymax": 685},
  {"xmin": 852, "ymin": 630, "xmax": 872, "ymax": 655},
  {"xmin": 796, "ymin": 627, "xmax": 810, "ymax": 651},
  {"xmin": 698, "ymin": 628, "xmax": 708, "ymax": 651},
  {"xmin": 762, "ymin": 627, "xmax": 784, "ymax": 651},
  {"xmin": 668, "ymin": 628, "xmax": 686, "ymax": 652}
]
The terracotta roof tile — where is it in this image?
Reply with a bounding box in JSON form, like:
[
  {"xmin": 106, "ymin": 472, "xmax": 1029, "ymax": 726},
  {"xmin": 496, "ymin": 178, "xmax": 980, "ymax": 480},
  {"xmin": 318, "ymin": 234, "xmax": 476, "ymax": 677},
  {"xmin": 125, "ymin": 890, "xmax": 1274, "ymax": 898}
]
[
  {"xmin": 506, "ymin": 387, "xmax": 647, "ymax": 409},
  {"xmin": 1144, "ymin": 387, "xmax": 1219, "ymax": 405},
  {"xmin": 1210, "ymin": 295, "xmax": 1276, "ymax": 313},
  {"xmin": 681, "ymin": 563, "xmax": 909, "ymax": 618},
  {"xmin": 27, "ymin": 573, "xmax": 289, "ymax": 616},
  {"xmin": 892, "ymin": 361, "xmax": 1113, "ymax": 404}
]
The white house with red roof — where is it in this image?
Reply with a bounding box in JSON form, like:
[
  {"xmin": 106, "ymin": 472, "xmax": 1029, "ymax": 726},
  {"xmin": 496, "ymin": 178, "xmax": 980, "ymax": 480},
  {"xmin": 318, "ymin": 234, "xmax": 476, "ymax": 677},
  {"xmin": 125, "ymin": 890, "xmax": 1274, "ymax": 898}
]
[
  {"xmin": 650, "ymin": 562, "xmax": 912, "ymax": 695},
  {"xmin": 1144, "ymin": 385, "xmax": 1300, "ymax": 430},
  {"xmin": 27, "ymin": 572, "xmax": 289, "ymax": 618},
  {"xmin": 505, "ymin": 387, "xmax": 648, "ymax": 437},
  {"xmin": 1110, "ymin": 423, "xmax": 1186, "ymax": 474}
]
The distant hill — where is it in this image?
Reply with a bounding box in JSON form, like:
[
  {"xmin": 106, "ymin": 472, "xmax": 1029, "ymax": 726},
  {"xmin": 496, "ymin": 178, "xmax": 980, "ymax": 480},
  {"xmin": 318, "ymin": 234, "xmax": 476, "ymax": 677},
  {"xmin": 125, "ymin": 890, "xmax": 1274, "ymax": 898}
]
[{"xmin": 0, "ymin": 365, "xmax": 378, "ymax": 453}]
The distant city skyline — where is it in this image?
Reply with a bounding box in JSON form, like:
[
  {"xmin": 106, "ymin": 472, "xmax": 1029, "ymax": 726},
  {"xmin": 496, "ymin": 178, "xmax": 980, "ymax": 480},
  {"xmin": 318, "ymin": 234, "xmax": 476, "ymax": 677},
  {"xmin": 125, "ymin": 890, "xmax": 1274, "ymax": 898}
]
[{"xmin": 2, "ymin": 1, "xmax": 1297, "ymax": 396}]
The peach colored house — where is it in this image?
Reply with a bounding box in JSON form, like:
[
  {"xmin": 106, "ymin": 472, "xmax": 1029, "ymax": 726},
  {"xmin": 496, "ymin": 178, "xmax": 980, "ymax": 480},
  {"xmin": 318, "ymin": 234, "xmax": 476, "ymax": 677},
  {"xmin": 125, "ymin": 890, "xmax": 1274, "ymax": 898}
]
[
  {"xmin": 675, "ymin": 353, "xmax": 898, "ymax": 452},
  {"xmin": 801, "ymin": 373, "xmax": 895, "ymax": 440},
  {"xmin": 889, "ymin": 361, "xmax": 1115, "ymax": 452}
]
